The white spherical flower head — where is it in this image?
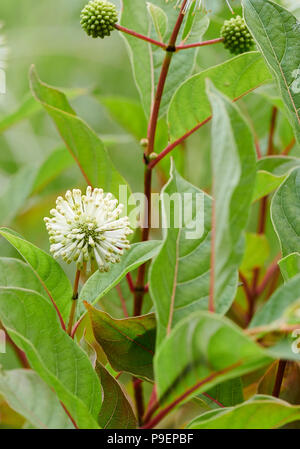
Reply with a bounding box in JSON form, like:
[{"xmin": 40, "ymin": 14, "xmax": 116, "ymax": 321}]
[{"xmin": 44, "ymin": 187, "xmax": 133, "ymax": 272}]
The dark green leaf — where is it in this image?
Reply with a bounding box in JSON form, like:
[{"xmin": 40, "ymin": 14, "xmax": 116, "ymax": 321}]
[{"xmin": 96, "ymin": 363, "xmax": 137, "ymax": 429}]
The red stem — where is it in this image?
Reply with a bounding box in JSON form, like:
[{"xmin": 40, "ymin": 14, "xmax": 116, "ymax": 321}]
[
  {"xmin": 177, "ymin": 37, "xmax": 224, "ymax": 50},
  {"xmin": 148, "ymin": 84, "xmax": 266, "ymax": 170},
  {"xmin": 133, "ymin": 0, "xmax": 188, "ymax": 315},
  {"xmin": 114, "ymin": 24, "xmax": 167, "ymax": 50},
  {"xmin": 255, "ymin": 255, "xmax": 280, "ymax": 297},
  {"xmin": 132, "ymin": 1, "xmax": 189, "ymax": 423},
  {"xmin": 282, "ymin": 137, "xmax": 296, "ymax": 155},
  {"xmin": 148, "ymin": 117, "xmax": 211, "ymax": 169},
  {"xmin": 267, "ymin": 107, "xmax": 278, "ymax": 156},
  {"xmin": 133, "ymin": 377, "xmax": 144, "ymax": 426},
  {"xmin": 126, "ymin": 273, "xmax": 135, "ymax": 293},
  {"xmin": 272, "ymin": 360, "xmax": 287, "ymax": 398}
]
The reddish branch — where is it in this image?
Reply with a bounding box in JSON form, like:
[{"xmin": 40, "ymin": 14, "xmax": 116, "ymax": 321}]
[
  {"xmin": 115, "ymin": 24, "xmax": 167, "ymax": 49},
  {"xmin": 255, "ymin": 256, "xmax": 280, "ymax": 297},
  {"xmin": 267, "ymin": 107, "xmax": 278, "ymax": 155},
  {"xmin": 126, "ymin": 273, "xmax": 135, "ymax": 293},
  {"xmin": 282, "ymin": 137, "xmax": 296, "ymax": 155},
  {"xmin": 176, "ymin": 37, "xmax": 224, "ymax": 50},
  {"xmin": 272, "ymin": 360, "xmax": 287, "ymax": 398},
  {"xmin": 131, "ymin": 0, "xmax": 190, "ymax": 425}
]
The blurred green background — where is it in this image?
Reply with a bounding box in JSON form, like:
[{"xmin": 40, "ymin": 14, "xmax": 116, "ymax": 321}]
[
  {"xmin": 0, "ymin": 0, "xmax": 299, "ymax": 254},
  {"xmin": 0, "ymin": 0, "xmax": 300, "ymax": 428}
]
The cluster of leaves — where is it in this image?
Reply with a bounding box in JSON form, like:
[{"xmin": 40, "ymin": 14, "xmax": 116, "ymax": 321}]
[{"xmin": 0, "ymin": 0, "xmax": 300, "ymax": 430}]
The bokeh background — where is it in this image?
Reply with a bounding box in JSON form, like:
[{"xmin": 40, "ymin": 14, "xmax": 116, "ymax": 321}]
[{"xmin": 0, "ymin": 0, "xmax": 300, "ymax": 427}]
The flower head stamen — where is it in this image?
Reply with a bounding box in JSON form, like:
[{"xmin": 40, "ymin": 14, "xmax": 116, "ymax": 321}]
[{"xmin": 44, "ymin": 187, "xmax": 133, "ymax": 272}]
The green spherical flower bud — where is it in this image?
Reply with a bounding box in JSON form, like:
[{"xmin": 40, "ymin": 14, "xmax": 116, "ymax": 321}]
[
  {"xmin": 221, "ymin": 16, "xmax": 255, "ymax": 55},
  {"xmin": 80, "ymin": 0, "xmax": 118, "ymax": 39}
]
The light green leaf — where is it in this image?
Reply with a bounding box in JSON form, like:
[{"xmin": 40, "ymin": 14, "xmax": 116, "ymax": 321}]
[
  {"xmin": 188, "ymin": 395, "xmax": 300, "ymax": 429},
  {"xmin": 100, "ymin": 96, "xmax": 148, "ymax": 141},
  {"xmin": 253, "ymin": 172, "xmax": 286, "ymax": 203},
  {"xmin": 254, "ymin": 156, "xmax": 300, "ymax": 202},
  {"xmin": 243, "ymin": 0, "xmax": 300, "ymax": 143},
  {"xmin": 250, "ymin": 273, "xmax": 300, "ymax": 328},
  {"xmin": 87, "ymin": 305, "xmax": 156, "ymax": 381},
  {"xmin": 240, "ymin": 233, "xmax": 270, "ymax": 276},
  {"xmin": 271, "ymin": 167, "xmax": 300, "ymax": 257},
  {"xmin": 168, "ymin": 52, "xmax": 272, "ymax": 140},
  {"xmin": 96, "ymin": 363, "xmax": 137, "ymax": 429},
  {"xmin": 121, "ymin": 0, "xmax": 209, "ymax": 117},
  {"xmin": 0, "ymin": 369, "xmax": 74, "ymax": 429},
  {"xmin": 29, "ymin": 66, "xmax": 129, "ymax": 199},
  {"xmin": 279, "ymin": 253, "xmax": 300, "ymax": 282},
  {"xmin": 79, "ymin": 241, "xmax": 161, "ymax": 315},
  {"xmin": 32, "ymin": 147, "xmax": 74, "ymax": 194},
  {"xmin": 99, "ymin": 95, "xmax": 169, "ymax": 156},
  {"xmin": 0, "ymin": 288, "xmax": 101, "ymax": 429},
  {"xmin": 154, "ymin": 311, "xmax": 271, "ymax": 409},
  {"xmin": 0, "ymin": 257, "xmax": 46, "ymax": 297},
  {"xmin": 207, "ymin": 82, "xmax": 257, "ymax": 312},
  {"xmin": 0, "ymin": 89, "xmax": 86, "ymax": 135},
  {"xmin": 147, "ymin": 3, "xmax": 168, "ymax": 41},
  {"xmin": 150, "ymin": 163, "xmax": 237, "ymax": 345},
  {"xmin": 0, "ymin": 165, "xmax": 39, "ymax": 225},
  {"xmin": 0, "ymin": 228, "xmax": 72, "ymax": 322}
]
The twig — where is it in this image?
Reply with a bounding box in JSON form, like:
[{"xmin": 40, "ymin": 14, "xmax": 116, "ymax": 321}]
[
  {"xmin": 272, "ymin": 360, "xmax": 287, "ymax": 398},
  {"xmin": 267, "ymin": 107, "xmax": 278, "ymax": 155},
  {"xmin": 282, "ymin": 137, "xmax": 296, "ymax": 155},
  {"xmin": 126, "ymin": 273, "xmax": 135, "ymax": 293},
  {"xmin": 115, "ymin": 24, "xmax": 167, "ymax": 50},
  {"xmin": 176, "ymin": 37, "xmax": 224, "ymax": 51},
  {"xmin": 133, "ymin": 377, "xmax": 144, "ymax": 426},
  {"xmin": 133, "ymin": 0, "xmax": 188, "ymax": 317},
  {"xmin": 255, "ymin": 255, "xmax": 280, "ymax": 297},
  {"xmin": 132, "ymin": 0, "xmax": 189, "ymax": 425}
]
